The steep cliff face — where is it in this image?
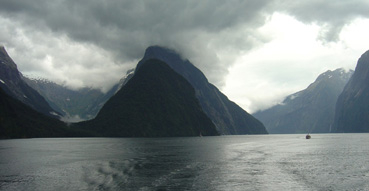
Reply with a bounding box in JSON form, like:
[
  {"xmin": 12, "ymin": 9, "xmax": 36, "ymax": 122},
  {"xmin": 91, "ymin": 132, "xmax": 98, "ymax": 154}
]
[
  {"xmin": 78, "ymin": 59, "xmax": 218, "ymax": 137},
  {"xmin": 0, "ymin": 46, "xmax": 60, "ymax": 118},
  {"xmin": 254, "ymin": 68, "xmax": 353, "ymax": 134},
  {"xmin": 0, "ymin": 87, "xmax": 89, "ymax": 138},
  {"xmin": 137, "ymin": 46, "xmax": 267, "ymax": 135},
  {"xmin": 333, "ymin": 50, "xmax": 369, "ymax": 132}
]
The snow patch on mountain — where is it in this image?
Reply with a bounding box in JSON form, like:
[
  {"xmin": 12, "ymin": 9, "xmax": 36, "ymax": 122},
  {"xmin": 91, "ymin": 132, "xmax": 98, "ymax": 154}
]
[
  {"xmin": 289, "ymin": 93, "xmax": 299, "ymax": 100},
  {"xmin": 60, "ymin": 115, "xmax": 84, "ymax": 123},
  {"xmin": 114, "ymin": 68, "xmax": 135, "ymax": 94},
  {"xmin": 50, "ymin": 111, "xmax": 59, "ymax": 116}
]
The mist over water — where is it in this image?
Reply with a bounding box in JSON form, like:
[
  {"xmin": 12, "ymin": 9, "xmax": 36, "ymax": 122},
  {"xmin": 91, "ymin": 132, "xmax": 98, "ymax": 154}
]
[{"xmin": 1, "ymin": 134, "xmax": 368, "ymax": 190}]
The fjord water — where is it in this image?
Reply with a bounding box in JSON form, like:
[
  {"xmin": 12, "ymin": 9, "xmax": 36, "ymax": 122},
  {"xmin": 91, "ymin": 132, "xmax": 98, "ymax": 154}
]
[{"xmin": 1, "ymin": 134, "xmax": 368, "ymax": 191}]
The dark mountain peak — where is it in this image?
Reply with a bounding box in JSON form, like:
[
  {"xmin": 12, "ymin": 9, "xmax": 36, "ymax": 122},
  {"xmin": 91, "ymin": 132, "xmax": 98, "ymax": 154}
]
[
  {"xmin": 333, "ymin": 49, "xmax": 369, "ymax": 132},
  {"xmin": 138, "ymin": 46, "xmax": 267, "ymax": 135},
  {"xmin": 144, "ymin": 45, "xmax": 174, "ymax": 55},
  {"xmin": 358, "ymin": 49, "xmax": 369, "ymax": 62},
  {"xmin": 79, "ymin": 58, "xmax": 218, "ymax": 137},
  {"xmin": 0, "ymin": 46, "xmax": 18, "ymax": 70},
  {"xmin": 0, "ymin": 46, "xmax": 60, "ymax": 118},
  {"xmin": 0, "ymin": 46, "xmax": 7, "ymax": 56},
  {"xmin": 0, "ymin": 86, "xmax": 91, "ymax": 138},
  {"xmin": 0, "ymin": 45, "xmax": 6, "ymax": 54},
  {"xmin": 143, "ymin": 46, "xmax": 186, "ymax": 63},
  {"xmin": 351, "ymin": 49, "xmax": 369, "ymax": 83},
  {"xmin": 138, "ymin": 46, "xmax": 208, "ymax": 83}
]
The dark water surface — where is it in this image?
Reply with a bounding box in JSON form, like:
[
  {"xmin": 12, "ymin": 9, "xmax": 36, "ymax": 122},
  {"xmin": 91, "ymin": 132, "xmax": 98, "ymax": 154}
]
[{"xmin": 1, "ymin": 134, "xmax": 369, "ymax": 190}]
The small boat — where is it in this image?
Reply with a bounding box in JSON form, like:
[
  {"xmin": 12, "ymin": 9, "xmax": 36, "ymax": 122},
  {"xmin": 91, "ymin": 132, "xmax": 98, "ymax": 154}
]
[{"xmin": 306, "ymin": 134, "xmax": 311, "ymax": 139}]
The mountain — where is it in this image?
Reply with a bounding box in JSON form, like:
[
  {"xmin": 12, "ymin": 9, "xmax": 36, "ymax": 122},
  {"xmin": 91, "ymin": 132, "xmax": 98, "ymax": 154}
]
[
  {"xmin": 332, "ymin": 50, "xmax": 369, "ymax": 132},
  {"xmin": 78, "ymin": 59, "xmax": 218, "ymax": 137},
  {"xmin": 0, "ymin": 46, "xmax": 60, "ymax": 118},
  {"xmin": 254, "ymin": 68, "xmax": 353, "ymax": 134},
  {"xmin": 23, "ymin": 71, "xmax": 132, "ymax": 122},
  {"xmin": 0, "ymin": 86, "xmax": 90, "ymax": 138},
  {"xmin": 136, "ymin": 46, "xmax": 267, "ymax": 135}
]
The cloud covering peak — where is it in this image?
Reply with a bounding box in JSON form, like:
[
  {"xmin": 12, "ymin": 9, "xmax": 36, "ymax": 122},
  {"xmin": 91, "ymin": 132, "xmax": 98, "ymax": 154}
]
[
  {"xmin": 0, "ymin": 0, "xmax": 275, "ymax": 88},
  {"xmin": 1, "ymin": 0, "xmax": 369, "ymax": 111}
]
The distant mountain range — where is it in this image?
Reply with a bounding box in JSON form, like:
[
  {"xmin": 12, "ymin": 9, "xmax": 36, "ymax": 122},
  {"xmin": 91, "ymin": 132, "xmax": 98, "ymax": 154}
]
[
  {"xmin": 3, "ymin": 44, "xmax": 367, "ymax": 137},
  {"xmin": 332, "ymin": 50, "xmax": 369, "ymax": 132},
  {"xmin": 22, "ymin": 71, "xmax": 132, "ymax": 122},
  {"xmin": 254, "ymin": 68, "xmax": 353, "ymax": 134},
  {"xmin": 0, "ymin": 46, "xmax": 266, "ymax": 138}
]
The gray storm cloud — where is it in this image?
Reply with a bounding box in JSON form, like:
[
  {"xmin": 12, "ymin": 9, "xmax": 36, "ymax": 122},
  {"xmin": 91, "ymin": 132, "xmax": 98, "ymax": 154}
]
[
  {"xmin": 0, "ymin": 0, "xmax": 369, "ymax": 92},
  {"xmin": 274, "ymin": 0, "xmax": 369, "ymax": 43},
  {"xmin": 0, "ymin": 0, "xmax": 271, "ymax": 89}
]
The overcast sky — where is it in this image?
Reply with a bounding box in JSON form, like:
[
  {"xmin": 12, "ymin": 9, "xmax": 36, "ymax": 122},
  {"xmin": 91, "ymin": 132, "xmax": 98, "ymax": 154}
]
[{"xmin": 1, "ymin": 0, "xmax": 369, "ymax": 113}]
